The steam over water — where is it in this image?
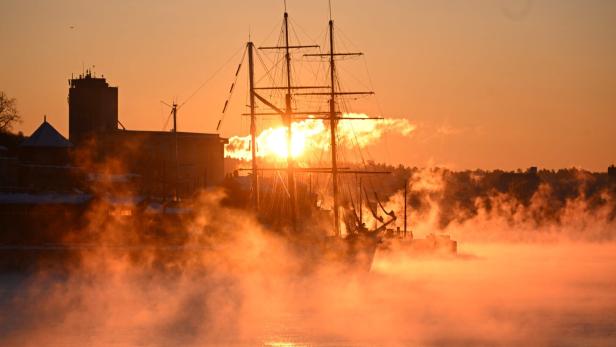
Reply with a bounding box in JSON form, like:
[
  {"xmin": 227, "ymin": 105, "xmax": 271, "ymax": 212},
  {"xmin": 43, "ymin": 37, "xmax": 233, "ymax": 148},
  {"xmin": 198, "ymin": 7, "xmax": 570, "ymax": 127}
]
[
  {"xmin": 1, "ymin": 167, "xmax": 616, "ymax": 347},
  {"xmin": 1, "ymin": 242, "xmax": 615, "ymax": 346}
]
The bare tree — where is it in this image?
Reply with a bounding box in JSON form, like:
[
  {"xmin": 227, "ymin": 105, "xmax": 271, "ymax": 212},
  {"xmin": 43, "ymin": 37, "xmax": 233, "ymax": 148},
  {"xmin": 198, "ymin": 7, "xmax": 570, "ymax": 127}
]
[{"xmin": 0, "ymin": 91, "xmax": 21, "ymax": 132}]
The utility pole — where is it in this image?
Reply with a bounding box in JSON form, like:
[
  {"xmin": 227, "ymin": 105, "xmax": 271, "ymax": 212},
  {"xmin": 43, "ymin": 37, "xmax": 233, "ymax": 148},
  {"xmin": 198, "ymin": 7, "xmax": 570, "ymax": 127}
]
[
  {"xmin": 248, "ymin": 41, "xmax": 259, "ymax": 211},
  {"xmin": 404, "ymin": 178, "xmax": 408, "ymax": 237}
]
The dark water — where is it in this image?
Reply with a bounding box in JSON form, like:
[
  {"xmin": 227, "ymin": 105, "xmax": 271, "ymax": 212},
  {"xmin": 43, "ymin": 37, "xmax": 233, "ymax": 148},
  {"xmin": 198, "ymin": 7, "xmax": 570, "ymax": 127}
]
[{"xmin": 1, "ymin": 243, "xmax": 615, "ymax": 347}]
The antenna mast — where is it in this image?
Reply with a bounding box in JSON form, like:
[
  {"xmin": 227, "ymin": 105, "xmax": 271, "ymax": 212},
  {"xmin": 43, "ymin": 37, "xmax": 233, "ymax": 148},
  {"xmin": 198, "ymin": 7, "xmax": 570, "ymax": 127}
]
[
  {"xmin": 172, "ymin": 102, "xmax": 179, "ymax": 201},
  {"xmin": 161, "ymin": 100, "xmax": 180, "ymax": 201}
]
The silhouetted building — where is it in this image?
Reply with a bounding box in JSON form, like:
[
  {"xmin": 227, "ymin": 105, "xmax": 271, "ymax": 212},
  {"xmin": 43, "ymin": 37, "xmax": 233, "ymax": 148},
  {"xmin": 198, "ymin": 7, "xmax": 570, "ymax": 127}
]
[
  {"xmin": 69, "ymin": 71, "xmax": 118, "ymax": 145},
  {"xmin": 104, "ymin": 130, "xmax": 226, "ymax": 198},
  {"xmin": 67, "ymin": 72, "xmax": 227, "ymax": 197},
  {"xmin": 17, "ymin": 119, "xmax": 78, "ymax": 191},
  {"xmin": 609, "ymin": 165, "xmax": 616, "ymax": 179},
  {"xmin": 19, "ymin": 118, "xmax": 72, "ymax": 165}
]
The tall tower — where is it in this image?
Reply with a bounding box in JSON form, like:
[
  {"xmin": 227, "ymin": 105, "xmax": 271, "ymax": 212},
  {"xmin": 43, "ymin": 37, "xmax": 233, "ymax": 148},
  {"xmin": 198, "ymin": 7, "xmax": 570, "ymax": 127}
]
[{"xmin": 68, "ymin": 70, "xmax": 118, "ymax": 145}]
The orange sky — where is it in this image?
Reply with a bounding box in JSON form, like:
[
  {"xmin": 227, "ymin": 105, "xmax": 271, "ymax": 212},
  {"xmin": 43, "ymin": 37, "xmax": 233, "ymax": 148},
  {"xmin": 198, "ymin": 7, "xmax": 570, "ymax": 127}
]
[{"xmin": 1, "ymin": 0, "xmax": 614, "ymax": 170}]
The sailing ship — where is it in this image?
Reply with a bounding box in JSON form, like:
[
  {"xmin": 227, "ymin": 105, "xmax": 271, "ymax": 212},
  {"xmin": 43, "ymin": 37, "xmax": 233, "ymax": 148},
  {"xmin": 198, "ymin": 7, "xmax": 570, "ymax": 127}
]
[{"xmin": 224, "ymin": 4, "xmax": 397, "ymax": 271}]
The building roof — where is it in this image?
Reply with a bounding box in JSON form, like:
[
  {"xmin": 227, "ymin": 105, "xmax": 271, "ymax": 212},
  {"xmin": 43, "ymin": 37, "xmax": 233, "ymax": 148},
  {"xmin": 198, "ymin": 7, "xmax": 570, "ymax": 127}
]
[
  {"xmin": 119, "ymin": 129, "xmax": 225, "ymax": 139},
  {"xmin": 20, "ymin": 120, "xmax": 72, "ymax": 148},
  {"xmin": 109, "ymin": 129, "xmax": 228, "ymax": 144}
]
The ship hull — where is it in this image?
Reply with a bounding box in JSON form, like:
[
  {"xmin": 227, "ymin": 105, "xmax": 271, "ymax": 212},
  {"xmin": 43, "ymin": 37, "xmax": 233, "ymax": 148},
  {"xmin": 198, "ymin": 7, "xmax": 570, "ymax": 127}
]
[{"xmin": 304, "ymin": 232, "xmax": 381, "ymax": 272}]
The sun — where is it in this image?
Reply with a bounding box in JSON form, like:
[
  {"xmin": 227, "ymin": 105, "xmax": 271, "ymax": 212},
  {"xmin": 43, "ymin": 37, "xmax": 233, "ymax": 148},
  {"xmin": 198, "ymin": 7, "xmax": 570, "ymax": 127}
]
[
  {"xmin": 224, "ymin": 115, "xmax": 414, "ymax": 162},
  {"xmin": 257, "ymin": 120, "xmax": 320, "ymax": 160}
]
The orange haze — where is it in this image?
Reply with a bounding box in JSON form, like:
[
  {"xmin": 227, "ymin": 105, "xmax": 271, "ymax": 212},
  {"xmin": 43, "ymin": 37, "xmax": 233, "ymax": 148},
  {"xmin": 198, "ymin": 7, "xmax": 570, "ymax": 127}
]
[{"xmin": 1, "ymin": 0, "xmax": 615, "ymax": 170}]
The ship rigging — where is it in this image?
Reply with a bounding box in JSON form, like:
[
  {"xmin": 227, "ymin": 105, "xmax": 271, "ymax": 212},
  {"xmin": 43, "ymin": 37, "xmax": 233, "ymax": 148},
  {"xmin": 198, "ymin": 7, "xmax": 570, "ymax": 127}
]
[{"xmin": 222, "ymin": 3, "xmax": 397, "ymax": 251}]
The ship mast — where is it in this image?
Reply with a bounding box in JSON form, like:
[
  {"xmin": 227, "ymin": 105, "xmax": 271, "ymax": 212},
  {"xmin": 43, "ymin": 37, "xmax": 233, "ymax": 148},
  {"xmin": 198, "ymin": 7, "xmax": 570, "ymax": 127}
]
[
  {"xmin": 253, "ymin": 10, "xmax": 319, "ymax": 230},
  {"xmin": 283, "ymin": 11, "xmax": 298, "ymax": 230},
  {"xmin": 302, "ymin": 14, "xmax": 376, "ymax": 236},
  {"xmin": 240, "ymin": 4, "xmax": 392, "ymax": 237},
  {"xmin": 328, "ymin": 19, "xmax": 340, "ymax": 236},
  {"xmin": 248, "ymin": 41, "xmax": 259, "ymax": 210},
  {"xmin": 325, "ymin": 19, "xmax": 375, "ymax": 236}
]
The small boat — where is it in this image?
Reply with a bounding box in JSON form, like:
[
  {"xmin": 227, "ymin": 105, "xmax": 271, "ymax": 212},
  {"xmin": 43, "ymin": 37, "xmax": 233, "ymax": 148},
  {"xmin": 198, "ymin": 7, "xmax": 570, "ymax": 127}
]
[{"xmin": 381, "ymin": 228, "xmax": 458, "ymax": 256}]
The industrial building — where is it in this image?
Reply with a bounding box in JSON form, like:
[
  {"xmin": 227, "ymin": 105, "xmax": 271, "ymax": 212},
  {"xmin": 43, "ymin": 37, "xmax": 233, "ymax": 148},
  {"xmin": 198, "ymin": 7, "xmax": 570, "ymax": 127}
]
[
  {"xmin": 68, "ymin": 71, "xmax": 227, "ymax": 198},
  {"xmin": 101, "ymin": 129, "xmax": 225, "ymax": 197},
  {"xmin": 68, "ymin": 74, "xmax": 118, "ymax": 146},
  {"xmin": 0, "ymin": 71, "xmax": 227, "ymax": 199}
]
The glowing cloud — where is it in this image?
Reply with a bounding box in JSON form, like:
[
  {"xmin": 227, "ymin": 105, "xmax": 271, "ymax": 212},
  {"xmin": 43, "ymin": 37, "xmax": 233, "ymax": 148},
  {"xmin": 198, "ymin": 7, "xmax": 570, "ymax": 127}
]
[{"xmin": 225, "ymin": 114, "xmax": 415, "ymax": 161}]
